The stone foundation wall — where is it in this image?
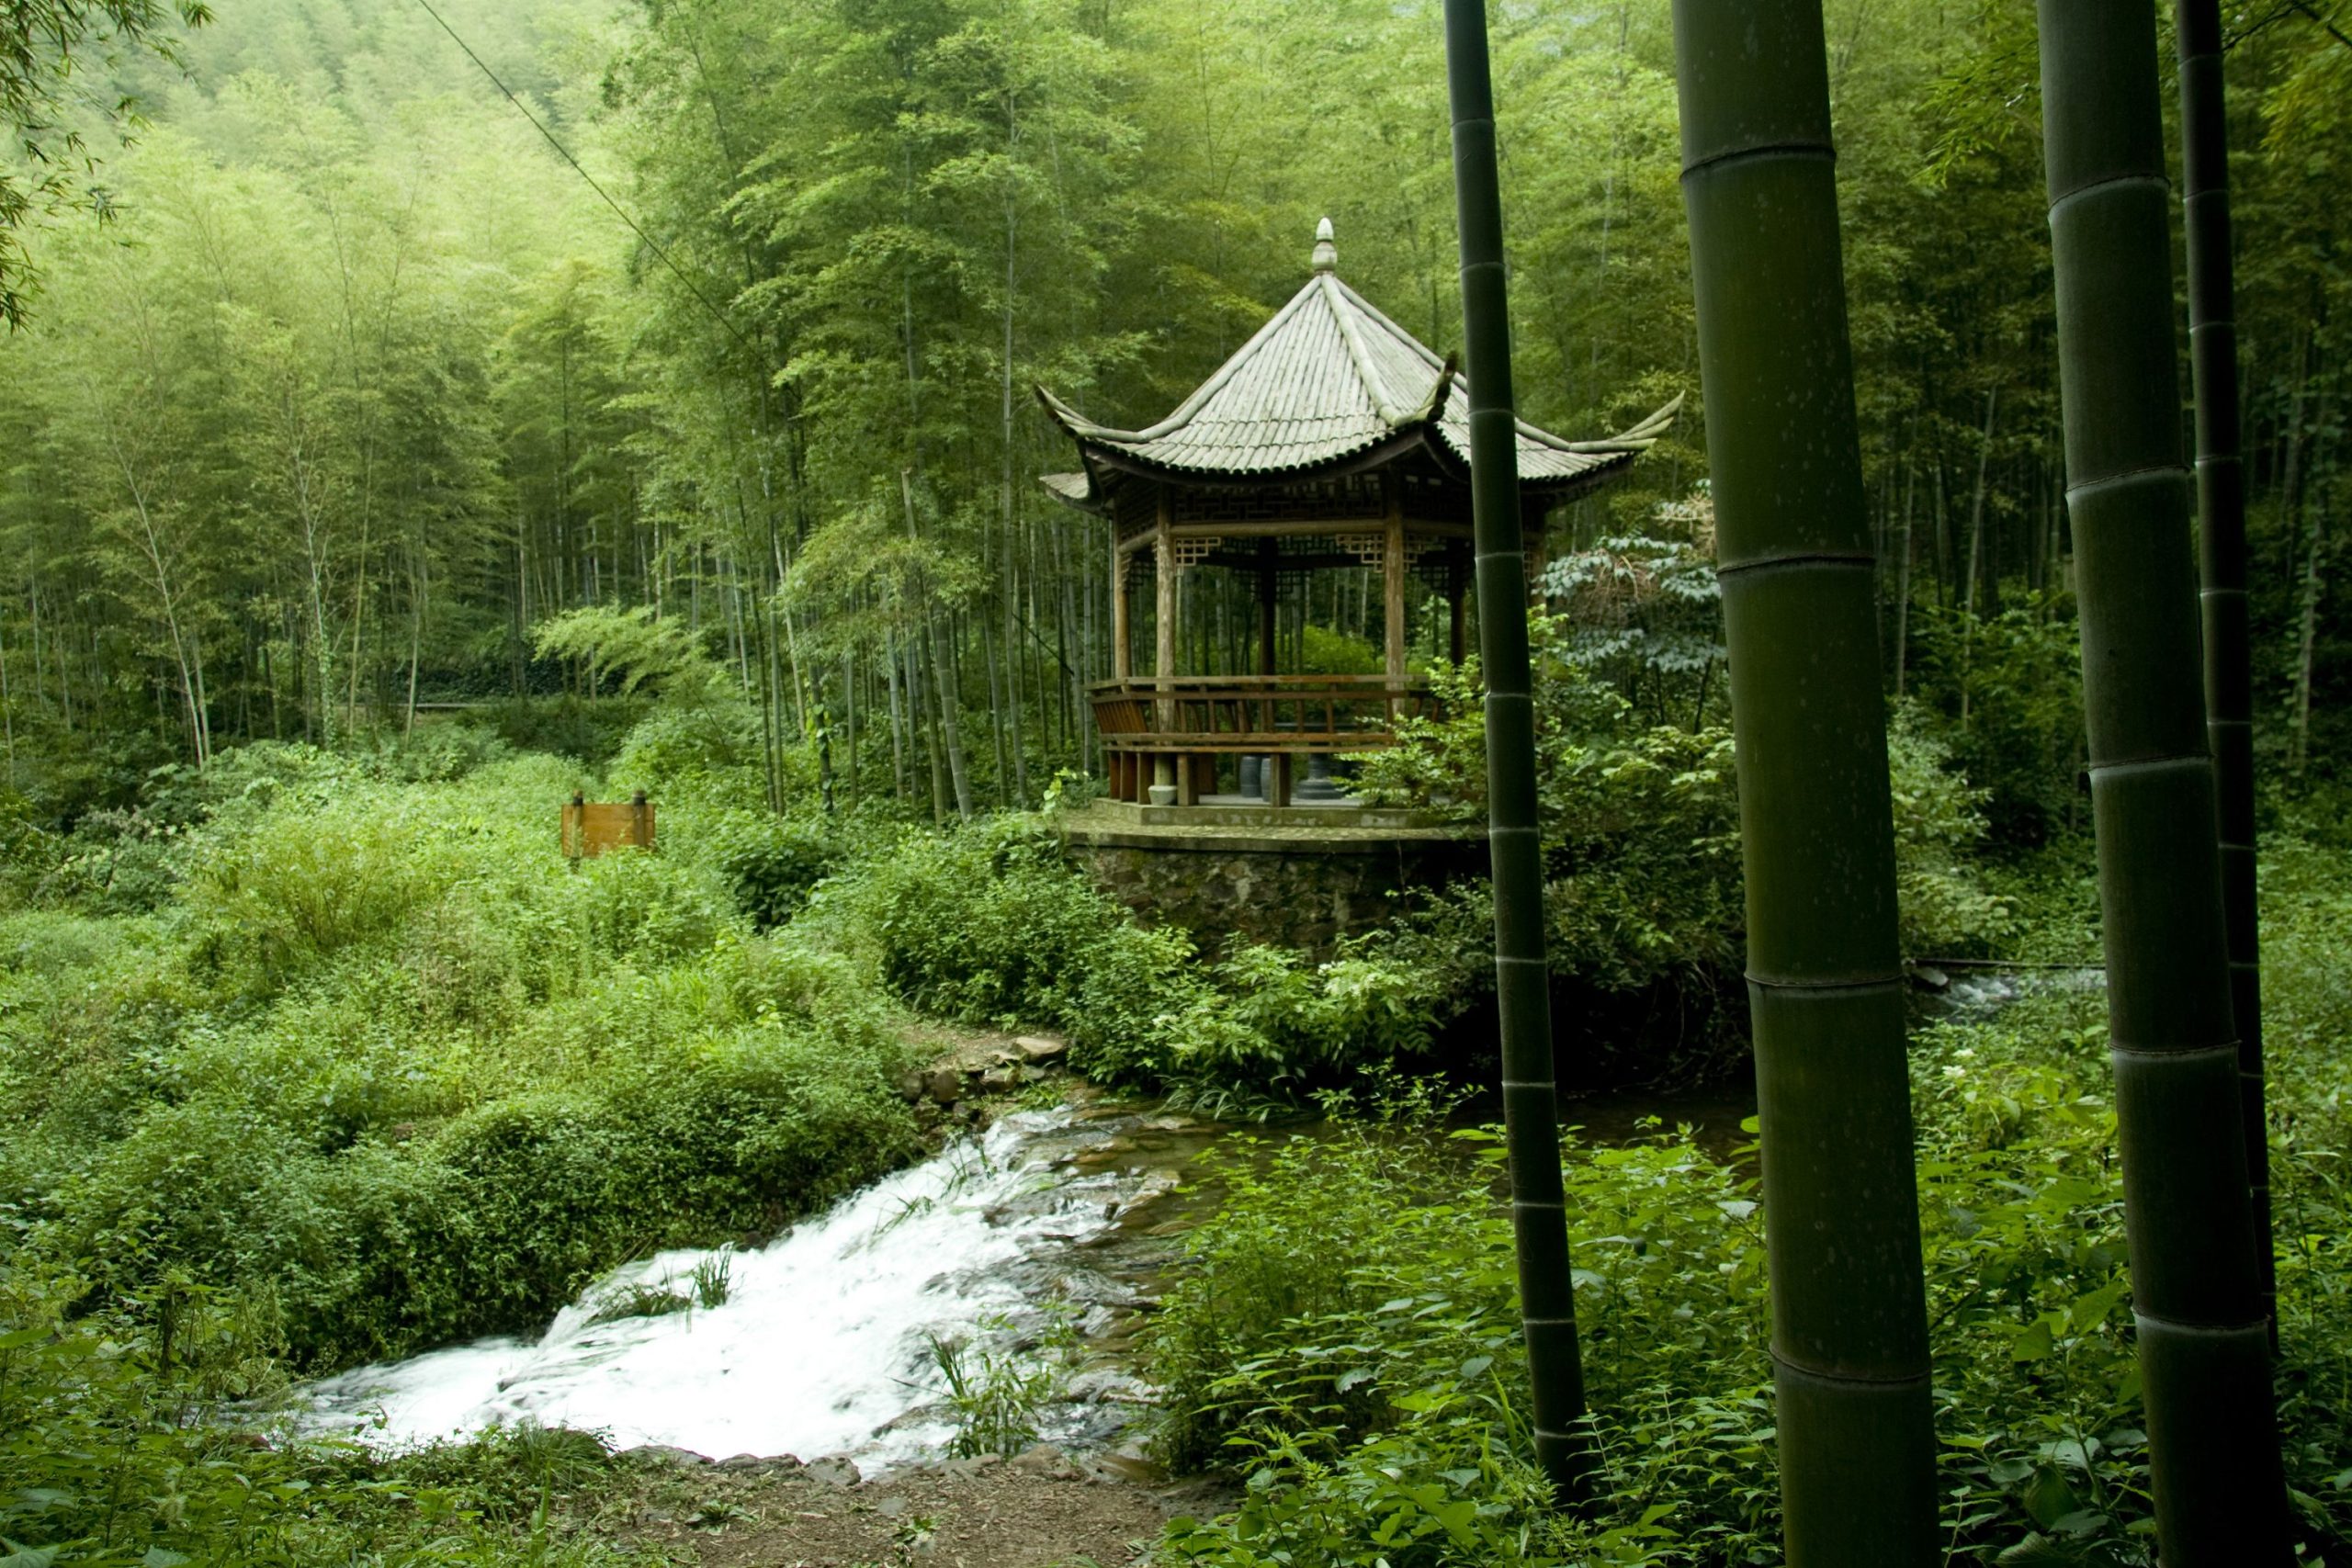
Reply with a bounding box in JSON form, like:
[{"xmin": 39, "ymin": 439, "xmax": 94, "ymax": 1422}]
[{"xmin": 1067, "ymin": 835, "xmax": 1484, "ymax": 955}]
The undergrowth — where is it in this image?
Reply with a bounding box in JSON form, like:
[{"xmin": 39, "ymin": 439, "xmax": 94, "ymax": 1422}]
[{"xmin": 1144, "ymin": 843, "xmax": 2352, "ymax": 1566}]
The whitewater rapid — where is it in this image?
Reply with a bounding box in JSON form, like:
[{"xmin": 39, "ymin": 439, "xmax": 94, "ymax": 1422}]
[{"xmin": 304, "ymin": 1105, "xmax": 1186, "ymax": 1471}]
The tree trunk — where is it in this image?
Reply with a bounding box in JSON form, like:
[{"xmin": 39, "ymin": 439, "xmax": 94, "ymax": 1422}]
[
  {"xmin": 1672, "ymin": 6, "xmax": 1939, "ymax": 1562},
  {"xmin": 982, "ymin": 609, "xmax": 1010, "ymax": 806},
  {"xmin": 2291, "ymin": 483, "xmax": 2326, "ymax": 774},
  {"xmin": 1894, "ymin": 460, "xmax": 1916, "ymax": 695},
  {"xmin": 1442, "ymin": 0, "xmax": 1590, "ymax": 1501},
  {"xmin": 1961, "ymin": 386, "xmax": 1997, "ymax": 730},
  {"xmin": 2177, "ymin": 0, "xmax": 2276, "ymax": 1348},
  {"xmin": 937, "ymin": 614, "xmax": 974, "ymax": 819},
  {"xmin": 885, "ymin": 627, "xmax": 910, "ymax": 801},
  {"xmin": 2037, "ymin": 6, "xmax": 2290, "ymax": 1560}
]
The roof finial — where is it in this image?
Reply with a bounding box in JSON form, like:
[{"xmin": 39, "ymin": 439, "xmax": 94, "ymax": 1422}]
[{"xmin": 1311, "ymin": 216, "xmax": 1337, "ymax": 275}]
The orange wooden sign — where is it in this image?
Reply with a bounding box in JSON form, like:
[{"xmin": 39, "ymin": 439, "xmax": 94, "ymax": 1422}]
[{"xmin": 561, "ymin": 795, "xmax": 655, "ymax": 859}]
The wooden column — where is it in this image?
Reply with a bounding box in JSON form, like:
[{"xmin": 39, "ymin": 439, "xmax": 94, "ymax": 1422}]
[
  {"xmin": 1449, "ymin": 543, "xmax": 1469, "ymax": 665},
  {"xmin": 1155, "ymin": 490, "xmax": 1177, "ymax": 682},
  {"xmin": 1110, "ymin": 536, "xmax": 1131, "ymax": 680},
  {"xmin": 1153, "ymin": 488, "xmax": 1177, "ymax": 796},
  {"xmin": 1524, "ymin": 500, "xmax": 1550, "ymax": 604},
  {"xmin": 1257, "ymin": 539, "xmax": 1278, "ymax": 675},
  {"xmin": 1384, "ymin": 481, "xmax": 1408, "ymax": 683}
]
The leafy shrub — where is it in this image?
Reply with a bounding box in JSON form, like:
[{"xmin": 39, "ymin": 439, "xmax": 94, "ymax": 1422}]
[
  {"xmin": 1357, "ymin": 626, "xmax": 2014, "ymax": 1077},
  {"xmin": 41, "ymin": 1019, "xmax": 917, "ymax": 1370},
  {"xmin": 1886, "ymin": 701, "xmax": 2018, "ymax": 958},
  {"xmin": 0, "ymin": 745, "xmax": 922, "ymax": 1377},
  {"xmin": 179, "ymin": 800, "xmax": 462, "ymax": 987},
  {"xmin": 1152, "ymin": 982, "xmax": 2352, "ymax": 1566},
  {"xmin": 0, "ymin": 1258, "xmax": 648, "ymax": 1565},
  {"xmin": 707, "ymin": 809, "xmax": 847, "ymax": 927},
  {"xmin": 532, "ymin": 603, "xmax": 725, "ymax": 703},
  {"xmin": 818, "ymin": 816, "xmax": 1448, "ymax": 1096},
  {"xmin": 823, "ymin": 816, "xmax": 1126, "ymax": 1023},
  {"xmin": 610, "ymin": 700, "xmax": 772, "ymax": 806},
  {"xmin": 1151, "ymin": 1119, "xmax": 1779, "ymax": 1566},
  {"xmin": 487, "ymin": 694, "xmax": 648, "ymax": 763},
  {"xmin": 1905, "ymin": 593, "xmax": 2086, "ymax": 847}
]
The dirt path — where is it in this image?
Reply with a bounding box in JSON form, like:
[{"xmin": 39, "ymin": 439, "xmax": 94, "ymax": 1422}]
[{"xmin": 601, "ymin": 1445, "xmax": 1215, "ymax": 1568}]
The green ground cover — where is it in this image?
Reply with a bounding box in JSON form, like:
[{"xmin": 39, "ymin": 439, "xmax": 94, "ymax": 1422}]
[
  {"xmin": 1142, "ymin": 831, "xmax": 2352, "ymax": 1566},
  {"xmin": 0, "ymin": 701, "xmax": 2344, "ymax": 1565}
]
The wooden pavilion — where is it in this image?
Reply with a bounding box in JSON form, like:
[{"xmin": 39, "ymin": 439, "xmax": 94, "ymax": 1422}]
[{"xmin": 1039, "ymin": 219, "xmax": 1677, "ymax": 808}]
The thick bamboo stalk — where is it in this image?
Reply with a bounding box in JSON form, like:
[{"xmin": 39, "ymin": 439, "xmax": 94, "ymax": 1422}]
[
  {"xmin": 2035, "ymin": 5, "xmax": 2290, "ymax": 1560},
  {"xmin": 1441, "ymin": 0, "xmax": 1589, "ymax": 1499},
  {"xmin": 1668, "ymin": 6, "xmax": 1938, "ymax": 1562},
  {"xmin": 2176, "ymin": 0, "xmax": 2276, "ymax": 1347}
]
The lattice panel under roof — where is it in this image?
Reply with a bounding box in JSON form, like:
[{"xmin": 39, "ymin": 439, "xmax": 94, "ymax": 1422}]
[{"xmin": 1128, "ymin": 529, "xmax": 1470, "ymax": 582}]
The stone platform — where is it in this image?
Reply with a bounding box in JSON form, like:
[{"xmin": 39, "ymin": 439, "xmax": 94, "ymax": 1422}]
[{"xmin": 1054, "ymin": 798, "xmax": 1483, "ymax": 954}]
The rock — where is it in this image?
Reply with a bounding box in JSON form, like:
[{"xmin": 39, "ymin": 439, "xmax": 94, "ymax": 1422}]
[
  {"xmin": 876, "ymin": 1495, "xmax": 910, "ymax": 1517},
  {"xmin": 1018, "ymin": 1066, "xmax": 1049, "ymax": 1085},
  {"xmin": 805, "ymin": 1455, "xmax": 861, "ymax": 1488},
  {"xmin": 1014, "ymin": 1034, "xmax": 1068, "ymax": 1064},
  {"xmin": 621, "ymin": 1444, "xmax": 711, "ymax": 1469},
  {"xmin": 895, "ymin": 1068, "xmax": 927, "ymax": 1102},
  {"xmin": 1008, "ymin": 1443, "xmax": 1080, "ymax": 1481},
  {"xmin": 979, "ymin": 1066, "xmax": 1017, "ymax": 1091},
  {"xmin": 924, "ymin": 1066, "xmax": 962, "ymax": 1105},
  {"xmin": 718, "ymin": 1452, "xmax": 797, "ymax": 1472}
]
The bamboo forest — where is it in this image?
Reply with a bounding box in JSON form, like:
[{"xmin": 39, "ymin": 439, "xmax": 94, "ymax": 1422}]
[{"xmin": 6, "ymin": 0, "xmax": 2352, "ymax": 1562}]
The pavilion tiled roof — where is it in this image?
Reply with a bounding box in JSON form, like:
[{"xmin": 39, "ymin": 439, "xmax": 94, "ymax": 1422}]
[{"xmin": 1039, "ymin": 220, "xmax": 1678, "ymax": 511}]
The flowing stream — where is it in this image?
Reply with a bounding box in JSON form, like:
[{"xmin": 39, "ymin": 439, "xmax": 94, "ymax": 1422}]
[
  {"xmin": 305, "ymin": 1096, "xmax": 1225, "ymax": 1472},
  {"xmin": 311, "ymin": 981, "xmax": 2076, "ymax": 1476}
]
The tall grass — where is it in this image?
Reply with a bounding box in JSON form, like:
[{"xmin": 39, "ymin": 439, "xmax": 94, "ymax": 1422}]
[{"xmin": 0, "ymin": 739, "xmax": 921, "ymax": 1371}]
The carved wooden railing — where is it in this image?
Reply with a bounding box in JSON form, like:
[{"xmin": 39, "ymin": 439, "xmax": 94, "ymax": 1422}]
[{"xmin": 1088, "ymin": 675, "xmax": 1433, "ymax": 807}]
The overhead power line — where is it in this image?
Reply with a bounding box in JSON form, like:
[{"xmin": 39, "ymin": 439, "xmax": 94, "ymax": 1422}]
[{"xmin": 406, "ymin": 0, "xmax": 752, "ymax": 348}]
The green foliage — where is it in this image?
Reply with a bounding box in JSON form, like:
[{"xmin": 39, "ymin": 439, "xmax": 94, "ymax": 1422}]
[
  {"xmin": 1361, "ymin": 627, "xmax": 2011, "ymax": 1077},
  {"xmin": 1150, "ymin": 1119, "xmax": 1778, "ymax": 1567},
  {"xmin": 1536, "ymin": 490, "xmax": 1724, "ymax": 729},
  {"xmin": 1906, "ymin": 596, "xmax": 2087, "ymax": 847},
  {"xmin": 532, "ymin": 606, "xmax": 724, "ymax": 705},
  {"xmin": 609, "ymin": 705, "xmax": 773, "ymax": 807},
  {"xmin": 1294, "ymin": 625, "xmax": 1382, "ymax": 676},
  {"xmin": 929, "ymin": 1307, "xmax": 1077, "ymax": 1460},
  {"xmin": 704, "ymin": 810, "xmax": 847, "ymax": 929},
  {"xmin": 812, "ymin": 814, "xmax": 1451, "ymax": 1098},
  {"xmin": 0, "ymin": 751, "xmax": 921, "ymax": 1375},
  {"xmin": 0, "ymin": 1260, "xmax": 656, "ymax": 1566},
  {"xmin": 488, "ymin": 700, "xmax": 650, "ymax": 768},
  {"xmin": 1150, "ymin": 959, "xmax": 2352, "ymax": 1565},
  {"xmin": 1887, "ymin": 703, "xmax": 2022, "ymax": 958},
  {"xmin": 0, "ymin": 0, "xmax": 213, "ymax": 326}
]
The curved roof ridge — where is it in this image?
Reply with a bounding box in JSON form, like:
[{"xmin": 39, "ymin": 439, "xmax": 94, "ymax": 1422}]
[
  {"xmin": 1038, "ymin": 278, "xmax": 1325, "ymax": 445},
  {"xmin": 1034, "ymin": 228, "xmax": 1677, "ymax": 505},
  {"xmin": 1317, "ymin": 273, "xmax": 1406, "ymax": 425}
]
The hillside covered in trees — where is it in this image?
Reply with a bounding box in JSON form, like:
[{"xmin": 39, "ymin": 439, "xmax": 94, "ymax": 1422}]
[
  {"xmin": 2, "ymin": 2, "xmax": 2351, "ymax": 1566},
  {"xmin": 0, "ymin": 0, "xmax": 2343, "ymax": 814}
]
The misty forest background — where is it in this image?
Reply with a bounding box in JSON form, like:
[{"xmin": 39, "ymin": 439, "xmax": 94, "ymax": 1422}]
[{"xmin": 0, "ymin": 0, "xmax": 2345, "ymax": 830}]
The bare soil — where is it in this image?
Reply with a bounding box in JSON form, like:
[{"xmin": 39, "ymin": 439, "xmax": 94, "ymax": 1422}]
[{"xmin": 594, "ymin": 1446, "xmax": 1220, "ymax": 1568}]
